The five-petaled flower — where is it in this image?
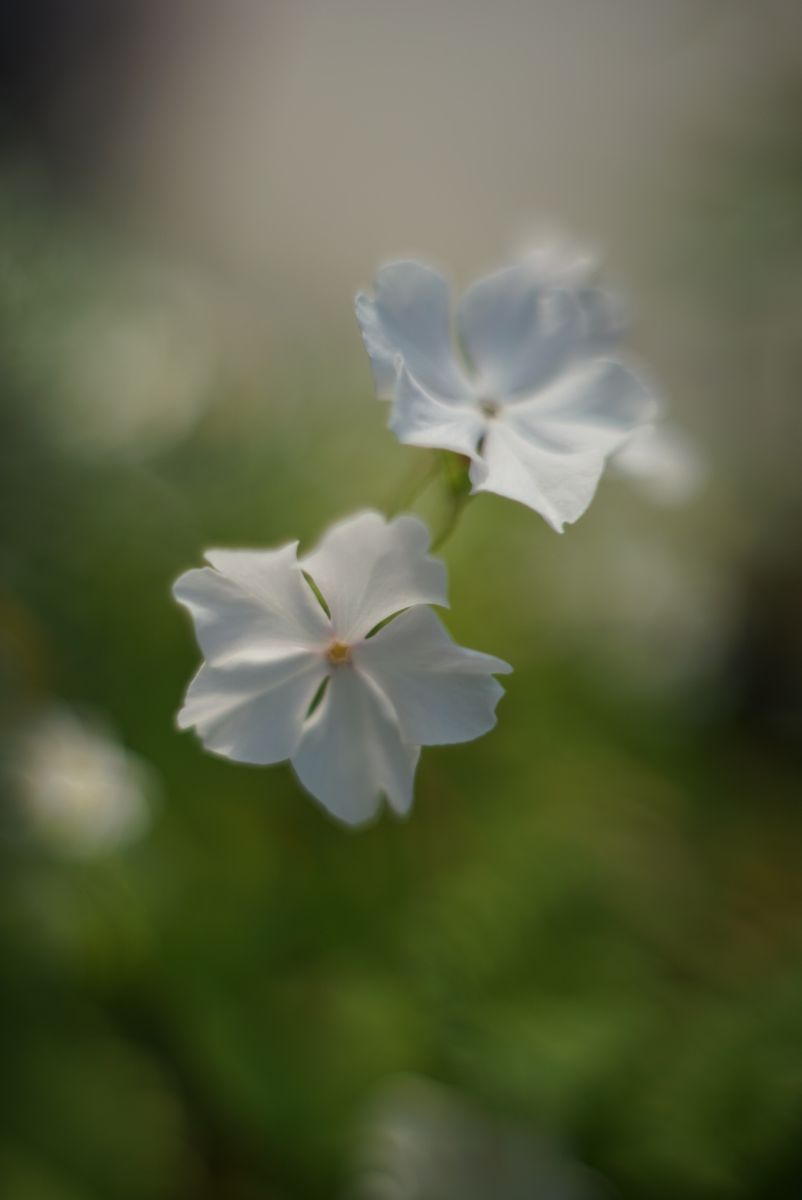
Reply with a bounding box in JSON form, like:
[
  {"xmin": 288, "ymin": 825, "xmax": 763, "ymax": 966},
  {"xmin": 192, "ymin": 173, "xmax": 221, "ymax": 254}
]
[
  {"xmin": 173, "ymin": 511, "xmax": 511, "ymax": 826},
  {"xmin": 356, "ymin": 255, "xmax": 658, "ymax": 531}
]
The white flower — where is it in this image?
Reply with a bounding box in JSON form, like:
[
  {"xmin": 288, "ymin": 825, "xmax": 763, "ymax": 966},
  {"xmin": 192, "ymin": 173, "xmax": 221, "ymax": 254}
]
[
  {"xmin": 612, "ymin": 422, "xmax": 706, "ymax": 506},
  {"xmin": 352, "ymin": 1075, "xmax": 599, "ymax": 1200},
  {"xmin": 518, "ymin": 234, "xmax": 630, "ymax": 353},
  {"xmin": 173, "ymin": 511, "xmax": 511, "ymax": 826},
  {"xmin": 356, "ymin": 255, "xmax": 657, "ymax": 531},
  {"xmin": 518, "ymin": 231, "xmax": 600, "ymax": 287},
  {"xmin": 11, "ymin": 707, "xmax": 154, "ymax": 856}
]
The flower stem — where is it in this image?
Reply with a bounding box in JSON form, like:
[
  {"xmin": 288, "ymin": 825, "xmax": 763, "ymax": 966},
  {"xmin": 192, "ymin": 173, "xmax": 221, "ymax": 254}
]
[
  {"xmin": 386, "ymin": 451, "xmax": 440, "ymax": 517},
  {"xmin": 431, "ymin": 492, "xmax": 471, "ymax": 551},
  {"xmin": 387, "ymin": 449, "xmax": 472, "ymax": 551}
]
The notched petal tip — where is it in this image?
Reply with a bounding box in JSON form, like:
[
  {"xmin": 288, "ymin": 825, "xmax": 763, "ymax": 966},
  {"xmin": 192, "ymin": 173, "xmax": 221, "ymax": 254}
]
[
  {"xmin": 203, "ymin": 540, "xmax": 301, "ymax": 573},
  {"xmin": 322, "ymin": 802, "xmax": 384, "ymax": 831},
  {"xmin": 385, "ymin": 508, "xmax": 432, "ymax": 547},
  {"xmin": 387, "ymin": 795, "xmax": 415, "ymax": 823},
  {"xmin": 171, "ymin": 565, "xmax": 230, "ymax": 612},
  {"xmin": 174, "ymin": 703, "xmax": 194, "ymax": 732},
  {"xmin": 354, "ymin": 288, "xmax": 371, "ymax": 314},
  {"xmin": 171, "ymin": 567, "xmax": 200, "ymax": 604}
]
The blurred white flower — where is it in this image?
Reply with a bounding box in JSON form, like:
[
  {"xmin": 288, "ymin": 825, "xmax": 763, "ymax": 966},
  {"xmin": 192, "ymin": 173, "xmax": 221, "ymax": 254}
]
[
  {"xmin": 46, "ymin": 267, "xmax": 220, "ymax": 460},
  {"xmin": 350, "ymin": 1074, "xmax": 602, "ymax": 1200},
  {"xmin": 517, "ymin": 238, "xmax": 706, "ymax": 508},
  {"xmin": 518, "ymin": 231, "xmax": 600, "ymax": 287},
  {"xmin": 173, "ymin": 511, "xmax": 511, "ymax": 826},
  {"xmin": 518, "ymin": 232, "xmax": 630, "ymax": 353},
  {"xmin": 612, "ymin": 422, "xmax": 706, "ymax": 505},
  {"xmin": 11, "ymin": 708, "xmax": 153, "ymax": 856},
  {"xmin": 0, "ymin": 190, "xmax": 223, "ymax": 459},
  {"xmin": 356, "ymin": 255, "xmax": 657, "ymax": 531},
  {"xmin": 53, "ymin": 302, "xmax": 210, "ymax": 458},
  {"xmin": 549, "ymin": 528, "xmax": 737, "ymax": 696}
]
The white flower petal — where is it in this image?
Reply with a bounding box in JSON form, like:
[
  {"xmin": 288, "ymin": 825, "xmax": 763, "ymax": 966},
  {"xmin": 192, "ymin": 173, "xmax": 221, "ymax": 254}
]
[
  {"xmin": 613, "ymin": 423, "xmax": 706, "ymax": 505},
  {"xmin": 177, "ymin": 652, "xmax": 325, "ymax": 765},
  {"xmin": 457, "ymin": 264, "xmax": 585, "ymax": 397},
  {"xmin": 301, "ymin": 510, "xmax": 448, "ymax": 642},
  {"xmin": 574, "ymin": 286, "xmax": 629, "ymax": 351},
  {"xmin": 356, "ymin": 261, "xmax": 471, "ymax": 401},
  {"xmin": 353, "ymin": 298, "xmax": 398, "ymax": 400},
  {"xmin": 291, "ymin": 667, "xmax": 419, "ymax": 825},
  {"xmin": 356, "ymin": 607, "xmax": 511, "ymax": 746},
  {"xmin": 13, "ymin": 707, "xmax": 152, "ymax": 856},
  {"xmin": 518, "ymin": 238, "xmax": 627, "ymax": 349},
  {"xmin": 519, "ymin": 234, "xmax": 599, "ymax": 286},
  {"xmin": 508, "ymin": 358, "xmax": 658, "ymax": 456},
  {"xmin": 470, "ymin": 422, "xmax": 606, "ymax": 532},
  {"xmin": 389, "ymin": 365, "xmax": 484, "ymax": 458},
  {"xmin": 173, "ymin": 543, "xmax": 329, "ymax": 665}
]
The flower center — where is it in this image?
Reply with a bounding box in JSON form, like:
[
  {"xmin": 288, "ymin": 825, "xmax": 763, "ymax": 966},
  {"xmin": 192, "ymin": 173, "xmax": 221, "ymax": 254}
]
[
  {"xmin": 326, "ymin": 639, "xmax": 351, "ymax": 665},
  {"xmin": 478, "ymin": 396, "xmax": 500, "ymax": 419}
]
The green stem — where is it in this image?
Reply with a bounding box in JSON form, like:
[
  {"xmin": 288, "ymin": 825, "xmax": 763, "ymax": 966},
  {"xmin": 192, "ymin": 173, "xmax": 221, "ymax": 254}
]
[
  {"xmin": 386, "ymin": 451, "xmax": 440, "ymax": 517},
  {"xmin": 386, "ymin": 449, "xmax": 472, "ymax": 551},
  {"xmin": 431, "ymin": 492, "xmax": 471, "ymax": 551}
]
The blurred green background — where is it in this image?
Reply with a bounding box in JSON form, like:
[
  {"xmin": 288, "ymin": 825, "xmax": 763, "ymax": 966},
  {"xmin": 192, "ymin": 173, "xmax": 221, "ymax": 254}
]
[{"xmin": 1, "ymin": 3, "xmax": 802, "ymax": 1198}]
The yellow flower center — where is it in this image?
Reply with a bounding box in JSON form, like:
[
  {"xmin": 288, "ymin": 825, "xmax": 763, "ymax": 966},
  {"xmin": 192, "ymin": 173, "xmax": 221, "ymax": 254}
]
[{"xmin": 327, "ymin": 639, "xmax": 351, "ymax": 665}]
